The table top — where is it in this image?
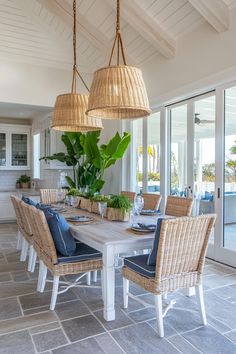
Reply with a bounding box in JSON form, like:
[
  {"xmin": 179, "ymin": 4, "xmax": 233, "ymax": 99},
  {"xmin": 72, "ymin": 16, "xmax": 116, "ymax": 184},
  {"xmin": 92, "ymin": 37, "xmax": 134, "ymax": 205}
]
[{"xmin": 62, "ymin": 206, "xmax": 161, "ymax": 246}]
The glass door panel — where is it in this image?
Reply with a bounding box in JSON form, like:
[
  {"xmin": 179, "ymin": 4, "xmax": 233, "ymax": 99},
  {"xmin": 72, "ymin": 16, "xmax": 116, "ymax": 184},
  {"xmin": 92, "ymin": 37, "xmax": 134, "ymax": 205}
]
[
  {"xmin": 170, "ymin": 104, "xmax": 187, "ymax": 196},
  {"xmin": 147, "ymin": 112, "xmax": 160, "ymax": 194},
  {"xmin": 194, "ymin": 95, "xmax": 216, "ymax": 243},
  {"xmin": 134, "ymin": 119, "xmax": 143, "ymax": 193},
  {"xmin": 0, "ymin": 133, "xmax": 6, "ymax": 166},
  {"xmin": 224, "ymin": 86, "xmax": 236, "ymax": 251},
  {"xmin": 11, "ymin": 134, "xmax": 28, "ymax": 166}
]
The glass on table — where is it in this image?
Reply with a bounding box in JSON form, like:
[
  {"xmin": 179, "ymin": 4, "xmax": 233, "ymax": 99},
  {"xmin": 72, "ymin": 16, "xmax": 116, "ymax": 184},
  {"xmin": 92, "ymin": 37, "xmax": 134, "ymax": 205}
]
[
  {"xmin": 71, "ymin": 196, "xmax": 79, "ymax": 208},
  {"xmin": 98, "ymin": 202, "xmax": 107, "ymax": 220}
]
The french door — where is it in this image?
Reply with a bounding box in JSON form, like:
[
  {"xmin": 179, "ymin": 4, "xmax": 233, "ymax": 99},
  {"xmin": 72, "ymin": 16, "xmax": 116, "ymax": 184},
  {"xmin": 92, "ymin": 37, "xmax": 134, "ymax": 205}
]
[{"xmin": 168, "ymin": 86, "xmax": 236, "ymax": 267}]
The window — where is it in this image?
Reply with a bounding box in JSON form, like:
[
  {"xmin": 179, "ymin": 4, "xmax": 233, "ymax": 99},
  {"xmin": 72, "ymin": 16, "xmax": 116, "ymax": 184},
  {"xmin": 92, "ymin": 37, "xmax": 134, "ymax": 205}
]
[{"xmin": 33, "ymin": 133, "xmax": 40, "ymax": 179}]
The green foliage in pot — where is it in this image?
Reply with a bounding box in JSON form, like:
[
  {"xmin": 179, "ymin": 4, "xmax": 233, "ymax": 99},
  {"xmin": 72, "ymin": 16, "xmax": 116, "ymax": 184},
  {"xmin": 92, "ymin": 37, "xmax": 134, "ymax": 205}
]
[
  {"xmin": 108, "ymin": 194, "xmax": 132, "ymax": 212},
  {"xmin": 91, "ymin": 194, "xmax": 110, "ymax": 203},
  {"xmin": 19, "ymin": 174, "xmax": 31, "ymax": 183},
  {"xmin": 40, "ymin": 131, "xmax": 130, "ymax": 195}
]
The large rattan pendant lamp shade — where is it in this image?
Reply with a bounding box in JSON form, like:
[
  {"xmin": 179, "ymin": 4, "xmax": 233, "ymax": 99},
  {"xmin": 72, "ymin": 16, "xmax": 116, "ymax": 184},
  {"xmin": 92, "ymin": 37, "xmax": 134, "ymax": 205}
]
[
  {"xmin": 52, "ymin": 0, "xmax": 103, "ymax": 132},
  {"xmin": 87, "ymin": 0, "xmax": 151, "ymax": 120}
]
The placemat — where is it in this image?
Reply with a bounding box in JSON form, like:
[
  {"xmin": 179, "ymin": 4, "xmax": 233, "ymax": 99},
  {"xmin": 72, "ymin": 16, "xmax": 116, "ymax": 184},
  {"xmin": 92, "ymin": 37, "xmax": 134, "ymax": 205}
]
[{"xmin": 126, "ymin": 227, "xmax": 155, "ymax": 236}]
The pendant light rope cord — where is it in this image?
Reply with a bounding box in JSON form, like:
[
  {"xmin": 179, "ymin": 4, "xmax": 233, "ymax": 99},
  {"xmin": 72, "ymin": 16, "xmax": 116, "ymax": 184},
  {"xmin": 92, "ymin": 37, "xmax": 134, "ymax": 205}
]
[
  {"xmin": 71, "ymin": 0, "xmax": 89, "ymax": 93},
  {"xmin": 108, "ymin": 0, "xmax": 127, "ymax": 66}
]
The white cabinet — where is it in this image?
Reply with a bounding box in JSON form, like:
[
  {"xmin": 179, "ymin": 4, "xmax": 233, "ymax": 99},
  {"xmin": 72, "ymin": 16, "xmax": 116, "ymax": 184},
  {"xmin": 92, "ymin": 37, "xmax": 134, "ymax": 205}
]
[
  {"xmin": 0, "ymin": 125, "xmax": 31, "ymax": 170},
  {"xmin": 43, "ymin": 128, "xmax": 72, "ymax": 170},
  {"xmin": 0, "ymin": 192, "xmax": 17, "ymax": 221}
]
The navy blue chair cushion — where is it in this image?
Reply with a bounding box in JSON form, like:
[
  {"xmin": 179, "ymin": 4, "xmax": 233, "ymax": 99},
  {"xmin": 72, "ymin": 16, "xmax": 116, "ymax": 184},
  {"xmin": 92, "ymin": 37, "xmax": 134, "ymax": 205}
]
[
  {"xmin": 43, "ymin": 208, "xmax": 76, "ymax": 256},
  {"xmin": 57, "ymin": 242, "xmax": 102, "ymax": 263},
  {"xmin": 22, "ymin": 196, "xmax": 37, "ymax": 206},
  {"xmin": 147, "ymin": 218, "xmax": 163, "ymax": 266},
  {"xmin": 124, "ymin": 254, "xmax": 155, "ymax": 278}
]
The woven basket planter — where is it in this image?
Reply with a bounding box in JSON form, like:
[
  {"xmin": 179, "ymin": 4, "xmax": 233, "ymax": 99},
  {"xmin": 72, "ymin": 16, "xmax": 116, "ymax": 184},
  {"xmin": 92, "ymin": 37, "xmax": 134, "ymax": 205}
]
[
  {"xmin": 87, "ymin": 65, "xmax": 151, "ymax": 119},
  {"xmin": 79, "ymin": 197, "xmax": 92, "ymax": 212},
  {"xmin": 52, "ymin": 93, "xmax": 103, "ymax": 132},
  {"xmin": 107, "ymin": 207, "xmax": 130, "ymax": 222}
]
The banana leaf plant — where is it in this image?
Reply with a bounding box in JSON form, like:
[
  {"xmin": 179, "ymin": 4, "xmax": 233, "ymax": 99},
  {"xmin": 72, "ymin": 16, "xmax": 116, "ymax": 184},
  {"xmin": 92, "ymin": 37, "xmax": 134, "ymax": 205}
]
[{"xmin": 40, "ymin": 130, "xmax": 130, "ymax": 195}]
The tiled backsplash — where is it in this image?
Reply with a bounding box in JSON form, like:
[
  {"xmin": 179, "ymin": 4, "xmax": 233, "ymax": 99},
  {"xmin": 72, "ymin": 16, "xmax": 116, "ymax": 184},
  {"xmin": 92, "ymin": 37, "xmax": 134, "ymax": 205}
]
[{"xmin": 0, "ymin": 170, "xmax": 31, "ymax": 191}]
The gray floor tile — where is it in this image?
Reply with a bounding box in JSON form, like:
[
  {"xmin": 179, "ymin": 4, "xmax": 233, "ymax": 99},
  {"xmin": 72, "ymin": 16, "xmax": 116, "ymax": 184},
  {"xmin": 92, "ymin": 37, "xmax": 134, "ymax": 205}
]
[
  {"xmin": 147, "ymin": 319, "xmax": 178, "ymax": 338},
  {"xmin": 29, "ymin": 321, "xmax": 60, "ymax": 334},
  {"xmin": 55, "ymin": 299, "xmax": 89, "ymax": 321},
  {"xmin": 225, "ymin": 330, "xmax": 236, "ymax": 344},
  {"xmin": 19, "ymin": 289, "xmax": 77, "ymax": 310},
  {"xmin": 127, "ymin": 307, "xmax": 156, "ymax": 323},
  {"xmin": 0, "ymin": 280, "xmax": 37, "ymax": 298},
  {"xmin": 183, "ymin": 326, "xmax": 236, "ymax": 354},
  {"xmin": 207, "ymin": 314, "xmax": 232, "ymax": 333},
  {"xmin": 111, "ymin": 322, "xmax": 180, "ymax": 354},
  {"xmin": 94, "ymin": 307, "xmax": 133, "ymax": 331},
  {"xmin": 0, "ymin": 311, "xmax": 57, "ymax": 335},
  {"xmin": 0, "ymin": 297, "xmax": 22, "ymax": 320},
  {"xmin": 32, "ymin": 328, "xmax": 68, "ymax": 352},
  {"xmin": 168, "ymin": 334, "xmax": 202, "ymax": 353},
  {"xmin": 0, "ymin": 272, "xmax": 11, "ymax": 282},
  {"xmin": 62, "ymin": 314, "xmax": 105, "ymax": 342},
  {"xmin": 211, "ymin": 285, "xmax": 236, "ymax": 304},
  {"xmin": 205, "ymin": 291, "xmax": 236, "ymax": 329},
  {"xmin": 73, "ymin": 287, "xmax": 103, "ymax": 311},
  {"xmin": 11, "ymin": 270, "xmax": 30, "ymax": 282},
  {"xmin": 0, "ymin": 330, "xmax": 35, "ymax": 354},
  {"xmin": 53, "ymin": 333, "xmax": 124, "ymax": 354}
]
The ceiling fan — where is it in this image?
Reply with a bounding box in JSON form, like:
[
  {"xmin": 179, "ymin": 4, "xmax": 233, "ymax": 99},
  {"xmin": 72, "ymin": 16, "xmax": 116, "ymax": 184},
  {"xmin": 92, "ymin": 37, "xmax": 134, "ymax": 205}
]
[{"xmin": 194, "ymin": 113, "xmax": 215, "ymax": 125}]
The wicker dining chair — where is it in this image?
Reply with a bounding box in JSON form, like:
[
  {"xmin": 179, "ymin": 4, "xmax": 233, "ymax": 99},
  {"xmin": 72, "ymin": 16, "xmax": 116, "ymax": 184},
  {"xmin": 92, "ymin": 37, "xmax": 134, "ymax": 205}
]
[
  {"xmin": 29, "ymin": 206, "xmax": 103, "ymax": 310},
  {"xmin": 121, "ymin": 191, "xmax": 136, "ymax": 203},
  {"xmin": 122, "ymin": 214, "xmax": 216, "ymax": 337},
  {"xmin": 165, "ymin": 196, "xmax": 193, "ymax": 217},
  {"xmin": 11, "ymin": 195, "xmax": 24, "ymax": 251},
  {"xmin": 142, "ymin": 193, "xmax": 162, "ymax": 210},
  {"xmin": 11, "ymin": 196, "xmax": 34, "ymax": 268},
  {"xmin": 40, "ymin": 189, "xmax": 67, "ymax": 205}
]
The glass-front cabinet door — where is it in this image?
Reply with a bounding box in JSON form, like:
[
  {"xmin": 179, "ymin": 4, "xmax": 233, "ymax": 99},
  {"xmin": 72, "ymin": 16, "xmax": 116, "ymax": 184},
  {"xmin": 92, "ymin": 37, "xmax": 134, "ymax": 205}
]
[
  {"xmin": 0, "ymin": 133, "xmax": 6, "ymax": 166},
  {"xmin": 11, "ymin": 133, "xmax": 28, "ymax": 167}
]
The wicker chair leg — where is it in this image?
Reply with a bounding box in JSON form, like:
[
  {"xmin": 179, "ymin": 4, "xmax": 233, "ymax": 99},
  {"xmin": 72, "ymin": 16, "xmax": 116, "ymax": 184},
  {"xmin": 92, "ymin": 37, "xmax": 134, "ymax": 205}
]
[
  {"xmin": 196, "ymin": 284, "xmax": 207, "ymax": 325},
  {"xmin": 154, "ymin": 294, "xmax": 164, "ymax": 338},
  {"xmin": 16, "ymin": 231, "xmax": 22, "ymax": 250},
  {"xmin": 20, "ymin": 238, "xmax": 28, "ymax": 262},
  {"xmin": 50, "ymin": 276, "xmax": 60, "ymax": 311},
  {"xmin": 86, "ymin": 272, "xmax": 91, "ymax": 285},
  {"xmin": 27, "ymin": 245, "xmax": 34, "ymax": 272},
  {"xmin": 37, "ymin": 260, "xmax": 44, "ymax": 292},
  {"xmin": 30, "ymin": 249, "xmax": 37, "ymax": 273},
  {"xmin": 39, "ymin": 262, "xmax": 47, "ymax": 293},
  {"xmin": 123, "ymin": 278, "xmax": 129, "ymax": 309},
  {"xmin": 92, "ymin": 271, "xmax": 98, "ymax": 283}
]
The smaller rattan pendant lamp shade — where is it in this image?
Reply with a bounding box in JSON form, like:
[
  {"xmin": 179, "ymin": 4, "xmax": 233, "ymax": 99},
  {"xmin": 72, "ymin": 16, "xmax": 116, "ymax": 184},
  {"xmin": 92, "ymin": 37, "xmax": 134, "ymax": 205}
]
[
  {"xmin": 51, "ymin": 0, "xmax": 103, "ymax": 132},
  {"xmin": 87, "ymin": 0, "xmax": 151, "ymax": 120}
]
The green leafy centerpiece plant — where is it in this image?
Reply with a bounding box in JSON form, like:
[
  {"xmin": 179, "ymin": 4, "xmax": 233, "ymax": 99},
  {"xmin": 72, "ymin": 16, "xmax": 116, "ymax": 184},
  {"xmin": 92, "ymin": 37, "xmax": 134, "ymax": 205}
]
[
  {"xmin": 40, "ymin": 130, "xmax": 130, "ymax": 197},
  {"xmin": 107, "ymin": 194, "xmax": 132, "ymax": 221}
]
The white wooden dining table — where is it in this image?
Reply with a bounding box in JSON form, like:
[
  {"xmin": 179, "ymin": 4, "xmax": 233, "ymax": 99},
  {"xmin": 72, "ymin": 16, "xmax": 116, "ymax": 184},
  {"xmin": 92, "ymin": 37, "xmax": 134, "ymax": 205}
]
[{"xmin": 66, "ymin": 209, "xmax": 159, "ymax": 322}]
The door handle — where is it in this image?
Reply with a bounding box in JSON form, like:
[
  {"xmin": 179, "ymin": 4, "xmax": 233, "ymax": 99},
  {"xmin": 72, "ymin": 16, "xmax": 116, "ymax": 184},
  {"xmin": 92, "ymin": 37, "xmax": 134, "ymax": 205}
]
[{"xmin": 217, "ymin": 188, "xmax": 220, "ymax": 198}]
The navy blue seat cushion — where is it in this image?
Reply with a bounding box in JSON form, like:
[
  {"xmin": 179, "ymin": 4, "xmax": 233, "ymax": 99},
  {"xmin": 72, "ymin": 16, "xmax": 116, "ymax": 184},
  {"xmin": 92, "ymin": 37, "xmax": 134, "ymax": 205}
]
[
  {"xmin": 42, "ymin": 208, "xmax": 76, "ymax": 256},
  {"xmin": 124, "ymin": 254, "xmax": 155, "ymax": 278},
  {"xmin": 147, "ymin": 218, "xmax": 163, "ymax": 266},
  {"xmin": 22, "ymin": 196, "xmax": 37, "ymax": 206},
  {"xmin": 57, "ymin": 241, "xmax": 102, "ymax": 263}
]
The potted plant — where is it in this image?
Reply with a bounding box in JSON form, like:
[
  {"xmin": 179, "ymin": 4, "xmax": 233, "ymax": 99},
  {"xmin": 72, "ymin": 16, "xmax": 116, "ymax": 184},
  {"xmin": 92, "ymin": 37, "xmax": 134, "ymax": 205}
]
[
  {"xmin": 40, "ymin": 131, "xmax": 130, "ymax": 196},
  {"xmin": 107, "ymin": 195, "xmax": 132, "ymax": 221},
  {"xmin": 19, "ymin": 174, "xmax": 31, "ymax": 189},
  {"xmin": 16, "ymin": 178, "xmax": 21, "ymax": 189}
]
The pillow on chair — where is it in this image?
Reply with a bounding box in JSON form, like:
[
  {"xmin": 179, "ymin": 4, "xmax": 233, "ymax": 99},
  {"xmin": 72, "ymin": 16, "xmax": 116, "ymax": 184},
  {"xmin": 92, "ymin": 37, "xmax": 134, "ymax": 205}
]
[
  {"xmin": 22, "ymin": 196, "xmax": 37, "ymax": 206},
  {"xmin": 147, "ymin": 218, "xmax": 163, "ymax": 266},
  {"xmin": 43, "ymin": 208, "xmax": 76, "ymax": 256}
]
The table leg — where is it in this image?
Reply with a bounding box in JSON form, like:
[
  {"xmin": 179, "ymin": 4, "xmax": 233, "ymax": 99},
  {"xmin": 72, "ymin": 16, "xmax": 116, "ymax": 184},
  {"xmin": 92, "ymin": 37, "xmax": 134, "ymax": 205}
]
[{"xmin": 103, "ymin": 245, "xmax": 115, "ymax": 321}]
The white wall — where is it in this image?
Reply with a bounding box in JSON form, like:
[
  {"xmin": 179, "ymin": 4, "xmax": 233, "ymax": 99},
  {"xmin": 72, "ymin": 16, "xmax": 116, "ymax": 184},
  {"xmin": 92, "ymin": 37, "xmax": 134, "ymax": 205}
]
[{"xmin": 142, "ymin": 7, "xmax": 236, "ymax": 108}]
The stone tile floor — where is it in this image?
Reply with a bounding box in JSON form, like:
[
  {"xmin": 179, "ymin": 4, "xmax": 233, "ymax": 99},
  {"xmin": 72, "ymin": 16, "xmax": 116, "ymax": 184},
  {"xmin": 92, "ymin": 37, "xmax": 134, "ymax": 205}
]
[{"xmin": 0, "ymin": 223, "xmax": 236, "ymax": 353}]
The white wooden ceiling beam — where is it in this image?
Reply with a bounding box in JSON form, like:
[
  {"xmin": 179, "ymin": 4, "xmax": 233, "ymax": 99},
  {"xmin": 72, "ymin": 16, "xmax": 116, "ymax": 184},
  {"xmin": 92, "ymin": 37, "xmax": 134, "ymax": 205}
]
[
  {"xmin": 36, "ymin": 0, "xmax": 136, "ymax": 65},
  {"xmin": 104, "ymin": 0, "xmax": 176, "ymax": 59},
  {"xmin": 188, "ymin": 0, "xmax": 229, "ymax": 32}
]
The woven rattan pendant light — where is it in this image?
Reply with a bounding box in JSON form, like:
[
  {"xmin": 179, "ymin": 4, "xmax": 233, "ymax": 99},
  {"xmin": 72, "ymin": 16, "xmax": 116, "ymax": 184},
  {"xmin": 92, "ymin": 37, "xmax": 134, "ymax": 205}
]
[
  {"xmin": 52, "ymin": 0, "xmax": 103, "ymax": 132},
  {"xmin": 87, "ymin": 0, "xmax": 151, "ymax": 120}
]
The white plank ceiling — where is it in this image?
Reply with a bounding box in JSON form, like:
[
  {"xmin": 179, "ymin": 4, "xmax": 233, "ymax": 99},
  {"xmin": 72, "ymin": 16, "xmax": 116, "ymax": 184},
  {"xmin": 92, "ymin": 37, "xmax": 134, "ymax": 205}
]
[{"xmin": 0, "ymin": 0, "xmax": 235, "ymax": 74}]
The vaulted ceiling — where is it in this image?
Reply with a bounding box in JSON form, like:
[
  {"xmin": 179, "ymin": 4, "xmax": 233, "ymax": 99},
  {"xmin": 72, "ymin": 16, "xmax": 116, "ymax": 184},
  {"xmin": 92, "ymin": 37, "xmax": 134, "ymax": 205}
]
[{"xmin": 1, "ymin": 0, "xmax": 236, "ymax": 76}]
